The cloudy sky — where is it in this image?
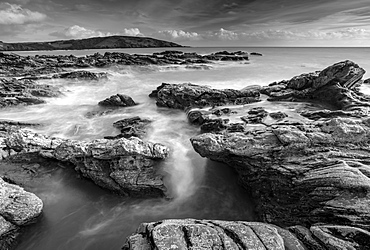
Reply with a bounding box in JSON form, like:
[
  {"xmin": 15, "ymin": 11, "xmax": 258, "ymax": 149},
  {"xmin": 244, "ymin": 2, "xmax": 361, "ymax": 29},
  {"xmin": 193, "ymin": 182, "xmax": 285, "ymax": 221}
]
[{"xmin": 1, "ymin": 0, "xmax": 370, "ymax": 46}]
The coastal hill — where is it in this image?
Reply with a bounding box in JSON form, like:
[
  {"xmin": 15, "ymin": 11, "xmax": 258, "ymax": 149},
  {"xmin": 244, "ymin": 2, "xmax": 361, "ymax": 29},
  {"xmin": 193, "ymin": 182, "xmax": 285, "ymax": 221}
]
[{"xmin": 0, "ymin": 35, "xmax": 183, "ymax": 51}]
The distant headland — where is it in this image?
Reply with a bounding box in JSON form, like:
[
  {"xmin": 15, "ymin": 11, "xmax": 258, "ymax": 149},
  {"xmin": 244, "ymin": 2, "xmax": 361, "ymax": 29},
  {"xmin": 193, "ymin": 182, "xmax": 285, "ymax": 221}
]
[{"xmin": 0, "ymin": 35, "xmax": 184, "ymax": 51}]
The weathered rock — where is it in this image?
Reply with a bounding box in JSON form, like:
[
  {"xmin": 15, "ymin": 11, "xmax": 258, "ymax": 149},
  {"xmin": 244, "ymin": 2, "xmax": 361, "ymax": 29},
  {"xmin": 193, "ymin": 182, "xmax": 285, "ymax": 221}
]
[
  {"xmin": 53, "ymin": 70, "xmax": 108, "ymax": 80},
  {"xmin": 123, "ymin": 219, "xmax": 369, "ymax": 249},
  {"xmin": 98, "ymin": 94, "xmax": 136, "ymax": 107},
  {"xmin": 269, "ymin": 111, "xmax": 288, "ymax": 120},
  {"xmin": 123, "ymin": 219, "xmax": 304, "ymax": 250},
  {"xmin": 191, "ymin": 116, "xmax": 370, "ymax": 231},
  {"xmin": 107, "ymin": 116, "xmax": 151, "ymax": 139},
  {"xmin": 0, "ymin": 78, "xmax": 60, "ymax": 107},
  {"xmin": 4, "ymin": 130, "xmax": 170, "ymax": 197},
  {"xmin": 0, "ymin": 177, "xmax": 43, "ymax": 249},
  {"xmin": 241, "ymin": 107, "xmax": 268, "ymax": 124},
  {"xmin": 150, "ymin": 83, "xmax": 260, "ymax": 110},
  {"xmin": 54, "ymin": 137, "xmax": 169, "ymax": 196},
  {"xmin": 261, "ymin": 61, "xmax": 370, "ymax": 113},
  {"xmin": 0, "ymin": 50, "xmax": 257, "ymax": 78}
]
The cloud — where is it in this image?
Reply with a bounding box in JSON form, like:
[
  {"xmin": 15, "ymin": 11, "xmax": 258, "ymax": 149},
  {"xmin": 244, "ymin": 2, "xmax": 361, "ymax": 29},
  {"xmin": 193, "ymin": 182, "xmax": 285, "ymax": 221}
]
[
  {"xmin": 152, "ymin": 26, "xmax": 370, "ymax": 46},
  {"xmin": 153, "ymin": 30, "xmax": 201, "ymax": 41},
  {"xmin": 50, "ymin": 25, "xmax": 144, "ymax": 39},
  {"xmin": 0, "ymin": 2, "xmax": 46, "ymax": 25},
  {"xmin": 122, "ymin": 28, "xmax": 143, "ymax": 36},
  {"xmin": 245, "ymin": 28, "xmax": 370, "ymax": 41}
]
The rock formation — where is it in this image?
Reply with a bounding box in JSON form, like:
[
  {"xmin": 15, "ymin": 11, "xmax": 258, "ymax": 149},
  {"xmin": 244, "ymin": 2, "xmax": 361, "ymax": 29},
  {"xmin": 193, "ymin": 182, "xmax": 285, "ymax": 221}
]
[
  {"xmin": 53, "ymin": 70, "xmax": 108, "ymax": 80},
  {"xmin": 98, "ymin": 94, "xmax": 136, "ymax": 107},
  {"xmin": 150, "ymin": 83, "xmax": 260, "ymax": 109},
  {"xmin": 0, "ymin": 78, "xmax": 60, "ymax": 107},
  {"xmin": 3, "ymin": 130, "xmax": 169, "ymax": 197},
  {"xmin": 186, "ymin": 61, "xmax": 370, "ymax": 247},
  {"xmin": 123, "ymin": 219, "xmax": 369, "ymax": 250},
  {"xmin": 106, "ymin": 116, "xmax": 152, "ymax": 139},
  {"xmin": 0, "ymin": 177, "xmax": 43, "ymax": 250}
]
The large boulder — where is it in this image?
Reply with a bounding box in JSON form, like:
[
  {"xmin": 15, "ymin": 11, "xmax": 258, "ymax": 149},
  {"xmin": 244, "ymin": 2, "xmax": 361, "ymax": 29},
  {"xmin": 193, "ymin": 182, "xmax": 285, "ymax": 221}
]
[
  {"xmin": 261, "ymin": 60, "xmax": 370, "ymax": 113},
  {"xmin": 123, "ymin": 219, "xmax": 370, "ymax": 249},
  {"xmin": 4, "ymin": 130, "xmax": 169, "ymax": 197},
  {"xmin": 98, "ymin": 94, "xmax": 136, "ymax": 107},
  {"xmin": 149, "ymin": 83, "xmax": 260, "ymax": 110},
  {"xmin": 0, "ymin": 177, "xmax": 43, "ymax": 250}
]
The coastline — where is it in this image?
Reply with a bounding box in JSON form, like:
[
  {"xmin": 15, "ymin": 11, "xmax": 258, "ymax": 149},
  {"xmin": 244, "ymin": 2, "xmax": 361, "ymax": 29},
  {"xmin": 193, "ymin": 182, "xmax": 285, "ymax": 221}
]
[{"xmin": 1, "ymin": 49, "xmax": 370, "ymax": 249}]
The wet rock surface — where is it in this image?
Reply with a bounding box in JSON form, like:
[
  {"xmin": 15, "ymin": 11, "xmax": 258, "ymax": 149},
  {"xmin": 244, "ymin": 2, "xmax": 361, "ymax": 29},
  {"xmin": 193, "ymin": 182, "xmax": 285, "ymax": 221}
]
[
  {"xmin": 187, "ymin": 61, "xmax": 370, "ymax": 250},
  {"xmin": 0, "ymin": 51, "xmax": 252, "ymax": 78},
  {"xmin": 0, "ymin": 78, "xmax": 61, "ymax": 107},
  {"xmin": 107, "ymin": 116, "xmax": 152, "ymax": 139},
  {"xmin": 150, "ymin": 82, "xmax": 260, "ymax": 110},
  {"xmin": 98, "ymin": 93, "xmax": 136, "ymax": 107},
  {"xmin": 0, "ymin": 177, "xmax": 43, "ymax": 250},
  {"xmin": 123, "ymin": 219, "xmax": 369, "ymax": 250},
  {"xmin": 52, "ymin": 70, "xmax": 108, "ymax": 80},
  {"xmin": 2, "ymin": 129, "xmax": 169, "ymax": 197}
]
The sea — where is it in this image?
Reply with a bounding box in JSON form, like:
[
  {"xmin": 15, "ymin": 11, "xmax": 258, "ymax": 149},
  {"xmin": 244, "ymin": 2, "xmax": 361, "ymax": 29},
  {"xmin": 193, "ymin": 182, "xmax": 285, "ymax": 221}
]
[{"xmin": 2, "ymin": 47, "xmax": 370, "ymax": 250}]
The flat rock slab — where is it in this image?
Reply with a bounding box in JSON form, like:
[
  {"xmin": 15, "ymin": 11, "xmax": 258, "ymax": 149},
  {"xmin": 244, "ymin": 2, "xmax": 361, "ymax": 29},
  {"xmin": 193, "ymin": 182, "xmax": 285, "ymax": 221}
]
[{"xmin": 123, "ymin": 219, "xmax": 370, "ymax": 249}]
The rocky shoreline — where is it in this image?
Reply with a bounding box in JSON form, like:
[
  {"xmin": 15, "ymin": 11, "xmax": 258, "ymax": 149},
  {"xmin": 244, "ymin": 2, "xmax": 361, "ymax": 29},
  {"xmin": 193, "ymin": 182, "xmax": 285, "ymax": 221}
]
[{"xmin": 1, "ymin": 50, "xmax": 370, "ymax": 249}]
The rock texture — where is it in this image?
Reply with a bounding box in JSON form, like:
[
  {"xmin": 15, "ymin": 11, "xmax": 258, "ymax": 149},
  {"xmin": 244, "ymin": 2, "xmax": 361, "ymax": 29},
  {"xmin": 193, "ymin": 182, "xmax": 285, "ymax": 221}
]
[
  {"xmin": 189, "ymin": 61, "xmax": 370, "ymax": 236},
  {"xmin": 0, "ymin": 50, "xmax": 254, "ymax": 78},
  {"xmin": 123, "ymin": 219, "xmax": 370, "ymax": 249},
  {"xmin": 53, "ymin": 70, "xmax": 108, "ymax": 80},
  {"xmin": 106, "ymin": 116, "xmax": 152, "ymax": 139},
  {"xmin": 3, "ymin": 130, "xmax": 169, "ymax": 197},
  {"xmin": 0, "ymin": 177, "xmax": 43, "ymax": 250},
  {"xmin": 150, "ymin": 83, "xmax": 260, "ymax": 109},
  {"xmin": 98, "ymin": 94, "xmax": 136, "ymax": 107},
  {"xmin": 0, "ymin": 78, "xmax": 60, "ymax": 107},
  {"xmin": 261, "ymin": 60, "xmax": 369, "ymax": 114}
]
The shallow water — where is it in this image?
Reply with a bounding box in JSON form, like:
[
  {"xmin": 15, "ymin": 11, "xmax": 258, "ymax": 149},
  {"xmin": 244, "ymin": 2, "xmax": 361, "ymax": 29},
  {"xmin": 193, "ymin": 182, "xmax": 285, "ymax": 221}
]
[{"xmin": 2, "ymin": 47, "xmax": 370, "ymax": 249}]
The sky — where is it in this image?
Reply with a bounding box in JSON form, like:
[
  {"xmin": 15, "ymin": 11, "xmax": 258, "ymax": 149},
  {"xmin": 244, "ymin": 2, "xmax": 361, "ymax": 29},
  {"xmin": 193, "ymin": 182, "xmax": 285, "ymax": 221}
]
[{"xmin": 0, "ymin": 0, "xmax": 370, "ymax": 46}]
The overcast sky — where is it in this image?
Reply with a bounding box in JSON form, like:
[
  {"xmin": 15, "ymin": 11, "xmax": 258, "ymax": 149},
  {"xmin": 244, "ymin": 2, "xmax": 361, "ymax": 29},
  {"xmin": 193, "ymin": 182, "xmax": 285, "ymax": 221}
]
[{"xmin": 1, "ymin": 0, "xmax": 370, "ymax": 46}]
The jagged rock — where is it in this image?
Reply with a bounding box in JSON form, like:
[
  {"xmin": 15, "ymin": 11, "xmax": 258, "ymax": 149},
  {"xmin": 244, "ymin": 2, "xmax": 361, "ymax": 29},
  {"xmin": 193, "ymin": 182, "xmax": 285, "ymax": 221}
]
[
  {"xmin": 241, "ymin": 107, "xmax": 268, "ymax": 124},
  {"xmin": 0, "ymin": 78, "xmax": 60, "ymax": 107},
  {"xmin": 261, "ymin": 61, "xmax": 370, "ymax": 114},
  {"xmin": 123, "ymin": 219, "xmax": 369, "ymax": 249},
  {"xmin": 0, "ymin": 177, "xmax": 43, "ymax": 249},
  {"xmin": 53, "ymin": 70, "xmax": 108, "ymax": 80},
  {"xmin": 4, "ymin": 130, "xmax": 170, "ymax": 197},
  {"xmin": 269, "ymin": 111, "xmax": 288, "ymax": 120},
  {"xmin": 150, "ymin": 83, "xmax": 260, "ymax": 110},
  {"xmin": 0, "ymin": 50, "xmax": 255, "ymax": 78},
  {"xmin": 191, "ymin": 116, "xmax": 370, "ymax": 230},
  {"xmin": 107, "ymin": 116, "xmax": 151, "ymax": 139},
  {"xmin": 98, "ymin": 94, "xmax": 136, "ymax": 107},
  {"xmin": 54, "ymin": 137, "xmax": 169, "ymax": 196},
  {"xmin": 186, "ymin": 62, "xmax": 370, "ymax": 231}
]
